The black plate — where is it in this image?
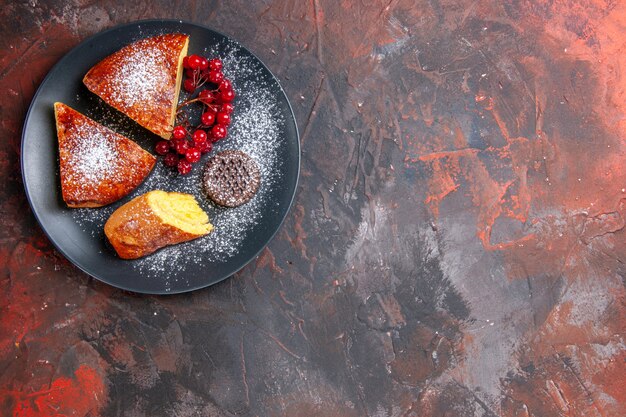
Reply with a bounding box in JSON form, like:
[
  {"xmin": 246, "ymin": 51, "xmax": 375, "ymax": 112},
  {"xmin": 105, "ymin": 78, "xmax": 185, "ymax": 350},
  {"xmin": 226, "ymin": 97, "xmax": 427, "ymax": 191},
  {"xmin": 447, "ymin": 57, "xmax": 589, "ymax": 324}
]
[{"xmin": 21, "ymin": 20, "xmax": 300, "ymax": 294}]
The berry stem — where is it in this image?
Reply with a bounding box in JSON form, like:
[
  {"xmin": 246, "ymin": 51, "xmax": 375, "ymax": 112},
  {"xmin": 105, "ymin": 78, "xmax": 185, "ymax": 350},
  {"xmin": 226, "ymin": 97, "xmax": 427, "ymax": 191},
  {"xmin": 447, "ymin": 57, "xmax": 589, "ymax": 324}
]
[
  {"xmin": 177, "ymin": 97, "xmax": 204, "ymax": 108},
  {"xmin": 196, "ymin": 78, "xmax": 209, "ymax": 89},
  {"xmin": 176, "ymin": 89, "xmax": 219, "ymax": 111}
]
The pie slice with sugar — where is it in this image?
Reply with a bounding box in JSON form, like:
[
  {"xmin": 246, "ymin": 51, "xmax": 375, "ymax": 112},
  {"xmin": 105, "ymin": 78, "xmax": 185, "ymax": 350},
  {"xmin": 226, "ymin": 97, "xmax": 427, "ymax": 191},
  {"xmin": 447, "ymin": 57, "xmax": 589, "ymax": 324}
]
[
  {"xmin": 54, "ymin": 102, "xmax": 156, "ymax": 208},
  {"xmin": 83, "ymin": 33, "xmax": 189, "ymax": 139}
]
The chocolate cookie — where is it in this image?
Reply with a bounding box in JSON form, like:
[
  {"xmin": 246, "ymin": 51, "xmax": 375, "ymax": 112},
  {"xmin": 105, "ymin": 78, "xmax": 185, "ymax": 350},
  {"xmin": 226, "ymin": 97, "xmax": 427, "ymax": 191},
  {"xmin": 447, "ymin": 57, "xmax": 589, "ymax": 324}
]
[{"xmin": 203, "ymin": 150, "xmax": 261, "ymax": 207}]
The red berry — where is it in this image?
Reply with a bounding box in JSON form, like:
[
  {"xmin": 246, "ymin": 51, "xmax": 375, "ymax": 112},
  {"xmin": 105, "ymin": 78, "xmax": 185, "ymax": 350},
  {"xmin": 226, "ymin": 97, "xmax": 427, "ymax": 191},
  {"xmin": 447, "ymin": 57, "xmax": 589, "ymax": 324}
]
[
  {"xmin": 208, "ymin": 70, "xmax": 224, "ymax": 84},
  {"xmin": 216, "ymin": 112, "xmax": 231, "ymax": 126},
  {"xmin": 212, "ymin": 124, "xmax": 227, "ymax": 139},
  {"xmin": 183, "ymin": 78, "xmax": 196, "ymax": 93},
  {"xmin": 163, "ymin": 152, "xmax": 179, "ymax": 167},
  {"xmin": 175, "ymin": 139, "xmax": 190, "ymax": 155},
  {"xmin": 208, "ymin": 58, "xmax": 223, "ymax": 71},
  {"xmin": 187, "ymin": 55, "xmax": 203, "ymax": 70},
  {"xmin": 185, "ymin": 68, "xmax": 195, "ymax": 78},
  {"xmin": 192, "ymin": 129, "xmax": 207, "ymax": 143},
  {"xmin": 183, "ymin": 56, "xmax": 190, "ymax": 69},
  {"xmin": 219, "ymin": 79, "xmax": 232, "ymax": 91},
  {"xmin": 199, "ymin": 57, "xmax": 209, "ymax": 71},
  {"xmin": 219, "ymin": 89, "xmax": 235, "ymax": 102},
  {"xmin": 185, "ymin": 148, "xmax": 202, "ymax": 163},
  {"xmin": 177, "ymin": 159, "xmax": 193, "ymax": 175},
  {"xmin": 221, "ymin": 102, "xmax": 235, "ymax": 114},
  {"xmin": 201, "ymin": 111, "xmax": 216, "ymax": 126},
  {"xmin": 155, "ymin": 140, "xmax": 170, "ymax": 155},
  {"xmin": 172, "ymin": 126, "xmax": 187, "ymax": 140},
  {"xmin": 198, "ymin": 90, "xmax": 215, "ymax": 104},
  {"xmin": 196, "ymin": 140, "xmax": 213, "ymax": 154}
]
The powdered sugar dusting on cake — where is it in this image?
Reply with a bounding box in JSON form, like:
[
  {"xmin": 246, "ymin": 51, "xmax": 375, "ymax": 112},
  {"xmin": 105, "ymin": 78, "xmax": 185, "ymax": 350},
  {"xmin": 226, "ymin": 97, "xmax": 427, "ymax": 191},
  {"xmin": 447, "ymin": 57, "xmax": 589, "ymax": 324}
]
[
  {"xmin": 67, "ymin": 123, "xmax": 117, "ymax": 232},
  {"xmin": 66, "ymin": 124, "xmax": 118, "ymax": 183},
  {"xmin": 108, "ymin": 46, "xmax": 170, "ymax": 109}
]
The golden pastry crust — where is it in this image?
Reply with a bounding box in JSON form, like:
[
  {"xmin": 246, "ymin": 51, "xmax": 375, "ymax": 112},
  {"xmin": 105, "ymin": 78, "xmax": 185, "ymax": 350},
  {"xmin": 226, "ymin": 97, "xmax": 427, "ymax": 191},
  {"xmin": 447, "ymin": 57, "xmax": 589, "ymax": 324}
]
[
  {"xmin": 54, "ymin": 102, "xmax": 156, "ymax": 208},
  {"xmin": 104, "ymin": 191, "xmax": 213, "ymax": 259},
  {"xmin": 83, "ymin": 33, "xmax": 189, "ymax": 139}
]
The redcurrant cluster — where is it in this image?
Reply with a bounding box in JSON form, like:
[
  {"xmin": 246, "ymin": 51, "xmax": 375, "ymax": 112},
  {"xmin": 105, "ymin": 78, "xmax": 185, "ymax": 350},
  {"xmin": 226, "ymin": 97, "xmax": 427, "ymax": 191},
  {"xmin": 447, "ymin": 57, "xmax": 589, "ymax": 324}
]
[{"xmin": 155, "ymin": 55, "xmax": 236, "ymax": 175}]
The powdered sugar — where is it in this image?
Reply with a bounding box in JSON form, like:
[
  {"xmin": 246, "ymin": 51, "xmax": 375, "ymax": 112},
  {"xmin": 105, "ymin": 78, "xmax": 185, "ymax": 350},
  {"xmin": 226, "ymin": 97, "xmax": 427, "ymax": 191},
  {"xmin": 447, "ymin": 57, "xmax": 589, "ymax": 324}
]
[
  {"xmin": 107, "ymin": 45, "xmax": 170, "ymax": 109},
  {"xmin": 66, "ymin": 124, "xmax": 118, "ymax": 183},
  {"xmin": 73, "ymin": 205, "xmax": 115, "ymax": 237},
  {"xmin": 70, "ymin": 37, "xmax": 287, "ymax": 288}
]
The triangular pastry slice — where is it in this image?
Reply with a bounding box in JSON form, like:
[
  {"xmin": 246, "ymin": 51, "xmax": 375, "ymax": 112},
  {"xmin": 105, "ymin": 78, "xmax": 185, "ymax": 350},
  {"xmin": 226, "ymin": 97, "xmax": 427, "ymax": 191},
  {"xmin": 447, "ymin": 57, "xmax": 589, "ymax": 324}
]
[
  {"xmin": 54, "ymin": 102, "xmax": 156, "ymax": 208},
  {"xmin": 83, "ymin": 33, "xmax": 189, "ymax": 139}
]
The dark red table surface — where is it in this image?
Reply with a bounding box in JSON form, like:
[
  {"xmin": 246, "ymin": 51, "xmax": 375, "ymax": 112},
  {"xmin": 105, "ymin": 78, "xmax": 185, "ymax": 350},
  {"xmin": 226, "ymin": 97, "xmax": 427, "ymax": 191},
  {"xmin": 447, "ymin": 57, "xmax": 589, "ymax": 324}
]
[{"xmin": 1, "ymin": 1, "xmax": 625, "ymax": 416}]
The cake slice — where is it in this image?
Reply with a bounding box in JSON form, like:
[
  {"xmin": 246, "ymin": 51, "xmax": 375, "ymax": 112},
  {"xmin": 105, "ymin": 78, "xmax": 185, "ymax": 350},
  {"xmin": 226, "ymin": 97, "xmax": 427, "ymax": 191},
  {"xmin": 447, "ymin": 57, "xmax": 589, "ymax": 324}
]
[
  {"xmin": 83, "ymin": 33, "xmax": 189, "ymax": 139},
  {"xmin": 54, "ymin": 102, "xmax": 156, "ymax": 208},
  {"xmin": 105, "ymin": 190, "xmax": 213, "ymax": 259}
]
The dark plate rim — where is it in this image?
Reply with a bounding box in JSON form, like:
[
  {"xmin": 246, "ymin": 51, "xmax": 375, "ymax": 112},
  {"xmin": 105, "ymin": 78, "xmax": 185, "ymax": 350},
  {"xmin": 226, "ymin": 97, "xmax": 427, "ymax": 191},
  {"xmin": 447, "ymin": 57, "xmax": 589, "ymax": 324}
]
[{"xmin": 20, "ymin": 19, "xmax": 300, "ymax": 295}]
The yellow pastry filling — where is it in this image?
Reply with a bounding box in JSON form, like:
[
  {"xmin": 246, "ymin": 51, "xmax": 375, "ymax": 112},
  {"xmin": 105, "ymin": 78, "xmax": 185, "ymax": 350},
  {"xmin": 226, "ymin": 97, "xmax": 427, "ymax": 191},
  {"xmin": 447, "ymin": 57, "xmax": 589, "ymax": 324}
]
[{"xmin": 147, "ymin": 190, "xmax": 213, "ymax": 235}]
